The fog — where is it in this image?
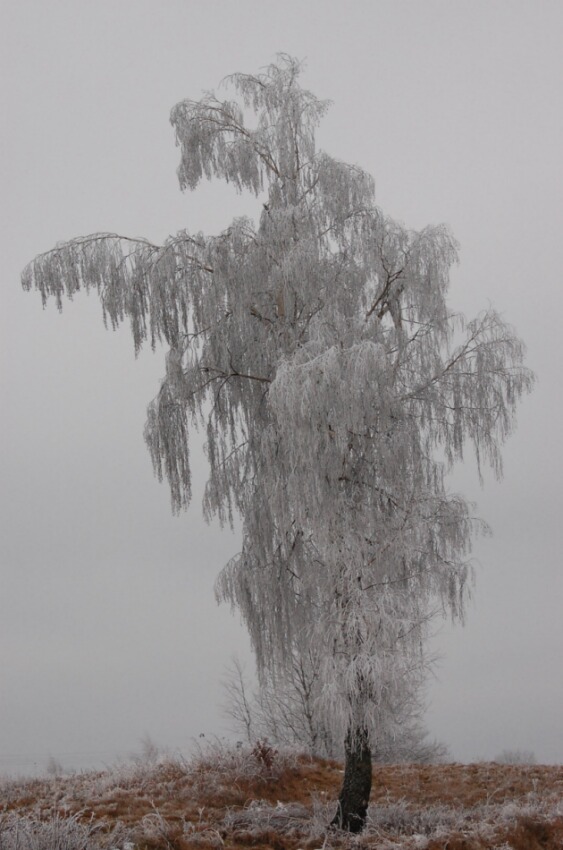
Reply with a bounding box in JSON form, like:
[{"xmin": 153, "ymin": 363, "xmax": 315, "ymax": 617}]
[{"xmin": 1, "ymin": 0, "xmax": 562, "ymax": 774}]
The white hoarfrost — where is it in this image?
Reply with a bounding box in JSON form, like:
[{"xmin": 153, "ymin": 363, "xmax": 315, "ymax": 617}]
[{"xmin": 22, "ymin": 55, "xmax": 534, "ymax": 753}]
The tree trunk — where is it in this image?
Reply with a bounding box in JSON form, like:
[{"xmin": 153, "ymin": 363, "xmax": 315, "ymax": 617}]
[{"xmin": 330, "ymin": 727, "xmax": 372, "ymax": 833}]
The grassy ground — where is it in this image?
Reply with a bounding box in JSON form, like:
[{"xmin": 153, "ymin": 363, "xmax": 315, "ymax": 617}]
[{"xmin": 1, "ymin": 742, "xmax": 561, "ymax": 849}]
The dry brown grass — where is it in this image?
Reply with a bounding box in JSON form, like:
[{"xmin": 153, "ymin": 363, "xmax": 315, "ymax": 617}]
[{"xmin": 1, "ymin": 744, "xmax": 561, "ymax": 849}]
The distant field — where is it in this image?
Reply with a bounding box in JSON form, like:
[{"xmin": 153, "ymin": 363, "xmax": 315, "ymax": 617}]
[{"xmin": 1, "ymin": 743, "xmax": 562, "ymax": 848}]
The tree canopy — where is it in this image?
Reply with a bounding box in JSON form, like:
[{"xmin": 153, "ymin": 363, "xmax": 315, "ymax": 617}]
[{"xmin": 23, "ymin": 55, "xmax": 534, "ymax": 831}]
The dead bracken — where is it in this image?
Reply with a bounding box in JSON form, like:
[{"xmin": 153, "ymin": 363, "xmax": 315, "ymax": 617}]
[{"xmin": 1, "ymin": 743, "xmax": 562, "ymax": 849}]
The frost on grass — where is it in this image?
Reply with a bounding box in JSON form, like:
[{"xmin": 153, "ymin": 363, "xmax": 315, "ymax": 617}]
[
  {"xmin": 1, "ymin": 749, "xmax": 562, "ymax": 849},
  {"xmin": 0, "ymin": 811, "xmax": 131, "ymax": 850}
]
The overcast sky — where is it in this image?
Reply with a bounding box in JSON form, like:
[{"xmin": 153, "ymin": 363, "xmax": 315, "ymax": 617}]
[{"xmin": 1, "ymin": 0, "xmax": 562, "ymax": 775}]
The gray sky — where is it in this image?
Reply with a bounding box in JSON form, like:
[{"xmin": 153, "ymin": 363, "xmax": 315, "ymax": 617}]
[{"xmin": 1, "ymin": 0, "xmax": 562, "ymax": 774}]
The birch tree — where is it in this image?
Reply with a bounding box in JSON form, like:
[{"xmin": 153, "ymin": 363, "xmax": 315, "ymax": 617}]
[
  {"xmin": 223, "ymin": 654, "xmax": 448, "ymax": 763},
  {"xmin": 22, "ymin": 56, "xmax": 534, "ymax": 832}
]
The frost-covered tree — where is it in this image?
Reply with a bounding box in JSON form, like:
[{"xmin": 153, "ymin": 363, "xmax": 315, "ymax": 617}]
[
  {"xmin": 223, "ymin": 653, "xmax": 337, "ymax": 758},
  {"xmin": 223, "ymin": 654, "xmax": 448, "ymax": 764},
  {"xmin": 22, "ymin": 56, "xmax": 534, "ymax": 832}
]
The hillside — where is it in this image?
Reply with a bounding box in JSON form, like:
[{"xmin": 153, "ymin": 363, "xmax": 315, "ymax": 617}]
[{"xmin": 1, "ymin": 743, "xmax": 562, "ymax": 849}]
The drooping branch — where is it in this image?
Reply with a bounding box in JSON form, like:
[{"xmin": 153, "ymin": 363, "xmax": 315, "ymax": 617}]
[{"xmin": 21, "ymin": 231, "xmax": 214, "ymax": 352}]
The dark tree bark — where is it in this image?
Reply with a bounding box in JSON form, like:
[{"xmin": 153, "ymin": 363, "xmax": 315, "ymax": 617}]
[{"xmin": 330, "ymin": 726, "xmax": 372, "ymax": 832}]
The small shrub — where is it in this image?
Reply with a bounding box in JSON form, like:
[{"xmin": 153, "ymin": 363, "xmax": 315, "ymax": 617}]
[
  {"xmin": 187, "ymin": 738, "xmax": 294, "ymax": 788},
  {"xmin": 494, "ymin": 749, "xmax": 537, "ymax": 765},
  {"xmin": 251, "ymin": 739, "xmax": 278, "ymax": 772},
  {"xmin": 45, "ymin": 756, "xmax": 65, "ymax": 778}
]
